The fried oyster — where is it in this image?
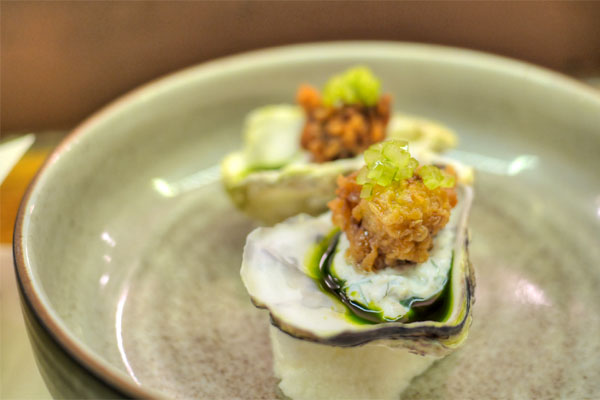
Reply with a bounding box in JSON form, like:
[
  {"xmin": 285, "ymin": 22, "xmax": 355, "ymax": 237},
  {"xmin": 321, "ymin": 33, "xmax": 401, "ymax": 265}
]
[
  {"xmin": 330, "ymin": 142, "xmax": 458, "ymax": 270},
  {"xmin": 241, "ymin": 140, "xmax": 475, "ymax": 400},
  {"xmin": 222, "ymin": 67, "xmax": 458, "ymax": 224}
]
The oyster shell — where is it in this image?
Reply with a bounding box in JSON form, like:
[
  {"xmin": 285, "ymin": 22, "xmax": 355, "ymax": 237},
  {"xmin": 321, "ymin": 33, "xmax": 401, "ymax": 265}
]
[
  {"xmin": 222, "ymin": 105, "xmax": 459, "ymax": 224},
  {"xmin": 242, "ymin": 184, "xmax": 473, "ymax": 349},
  {"xmin": 240, "ymin": 164, "xmax": 474, "ymax": 399}
]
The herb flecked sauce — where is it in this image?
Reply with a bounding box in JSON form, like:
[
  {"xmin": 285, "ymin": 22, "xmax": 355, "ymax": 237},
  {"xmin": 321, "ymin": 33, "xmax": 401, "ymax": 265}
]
[{"xmin": 305, "ymin": 230, "xmax": 454, "ymax": 325}]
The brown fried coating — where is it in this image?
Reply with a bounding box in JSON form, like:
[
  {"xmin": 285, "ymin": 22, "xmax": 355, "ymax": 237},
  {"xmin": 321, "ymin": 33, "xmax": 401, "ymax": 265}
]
[
  {"xmin": 328, "ymin": 171, "xmax": 457, "ymax": 271},
  {"xmin": 297, "ymin": 85, "xmax": 391, "ymax": 163}
]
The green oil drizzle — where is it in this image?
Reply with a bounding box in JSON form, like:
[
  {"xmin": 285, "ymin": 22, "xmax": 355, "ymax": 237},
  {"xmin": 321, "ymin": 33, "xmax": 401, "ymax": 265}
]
[
  {"xmin": 305, "ymin": 230, "xmax": 454, "ymax": 325},
  {"xmin": 407, "ymin": 254, "xmax": 454, "ymax": 323},
  {"xmin": 305, "ymin": 228, "xmax": 341, "ymax": 280},
  {"xmin": 305, "ymin": 229, "xmax": 377, "ymax": 325},
  {"xmin": 239, "ymin": 164, "xmax": 285, "ymax": 179}
]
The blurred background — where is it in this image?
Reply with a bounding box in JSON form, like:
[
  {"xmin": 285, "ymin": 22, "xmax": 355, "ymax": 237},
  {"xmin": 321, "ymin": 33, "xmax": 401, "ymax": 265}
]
[
  {"xmin": 0, "ymin": 2, "xmax": 599, "ymax": 398},
  {"xmin": 2, "ymin": 1, "xmax": 600, "ymax": 133},
  {"xmin": 4, "ymin": 0, "xmax": 599, "ymax": 239}
]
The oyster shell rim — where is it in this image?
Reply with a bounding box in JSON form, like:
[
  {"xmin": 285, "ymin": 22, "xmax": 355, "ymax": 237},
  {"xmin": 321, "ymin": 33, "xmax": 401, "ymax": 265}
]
[
  {"xmin": 250, "ymin": 250, "xmax": 474, "ymax": 348},
  {"xmin": 243, "ymin": 184, "xmax": 475, "ymax": 350}
]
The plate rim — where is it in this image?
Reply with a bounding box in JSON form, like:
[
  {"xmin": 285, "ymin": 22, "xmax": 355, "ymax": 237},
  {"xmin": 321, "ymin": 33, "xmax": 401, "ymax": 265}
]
[{"xmin": 13, "ymin": 40, "xmax": 600, "ymax": 398}]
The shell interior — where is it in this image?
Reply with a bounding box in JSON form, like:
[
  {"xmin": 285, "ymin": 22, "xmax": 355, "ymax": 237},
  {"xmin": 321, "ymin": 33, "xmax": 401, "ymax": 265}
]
[{"xmin": 241, "ymin": 183, "xmax": 474, "ymax": 355}]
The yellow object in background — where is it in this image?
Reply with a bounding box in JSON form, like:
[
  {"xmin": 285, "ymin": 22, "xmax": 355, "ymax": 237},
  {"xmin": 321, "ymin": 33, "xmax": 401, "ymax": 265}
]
[
  {"xmin": 0, "ymin": 132, "xmax": 64, "ymax": 244},
  {"xmin": 0, "ymin": 132, "xmax": 65, "ymax": 399},
  {"xmin": 0, "ymin": 151, "xmax": 47, "ymax": 243}
]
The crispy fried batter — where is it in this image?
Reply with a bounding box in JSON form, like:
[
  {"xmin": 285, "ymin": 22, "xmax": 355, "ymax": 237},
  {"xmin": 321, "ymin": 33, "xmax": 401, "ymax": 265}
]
[
  {"xmin": 328, "ymin": 170, "xmax": 457, "ymax": 271},
  {"xmin": 297, "ymin": 85, "xmax": 391, "ymax": 163}
]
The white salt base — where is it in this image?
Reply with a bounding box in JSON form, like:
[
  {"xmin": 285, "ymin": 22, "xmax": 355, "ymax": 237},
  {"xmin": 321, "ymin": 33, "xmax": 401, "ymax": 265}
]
[{"xmin": 270, "ymin": 326, "xmax": 439, "ymax": 400}]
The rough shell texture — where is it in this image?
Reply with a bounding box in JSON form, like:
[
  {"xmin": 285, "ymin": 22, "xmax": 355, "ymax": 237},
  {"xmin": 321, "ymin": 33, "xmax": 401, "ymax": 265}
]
[
  {"xmin": 222, "ymin": 109, "xmax": 460, "ymax": 224},
  {"xmin": 222, "ymin": 154, "xmax": 362, "ymax": 225},
  {"xmin": 241, "ymin": 183, "xmax": 474, "ymax": 357}
]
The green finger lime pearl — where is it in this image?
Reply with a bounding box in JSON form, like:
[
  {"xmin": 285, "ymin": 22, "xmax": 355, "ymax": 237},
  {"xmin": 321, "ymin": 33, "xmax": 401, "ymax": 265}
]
[
  {"xmin": 322, "ymin": 66, "xmax": 381, "ymax": 107},
  {"xmin": 356, "ymin": 140, "xmax": 455, "ymax": 198},
  {"xmin": 418, "ymin": 165, "xmax": 456, "ymax": 190}
]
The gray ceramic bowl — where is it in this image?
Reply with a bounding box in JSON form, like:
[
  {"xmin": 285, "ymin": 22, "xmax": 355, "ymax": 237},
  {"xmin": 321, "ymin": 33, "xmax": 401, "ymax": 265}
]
[{"xmin": 14, "ymin": 42, "xmax": 600, "ymax": 399}]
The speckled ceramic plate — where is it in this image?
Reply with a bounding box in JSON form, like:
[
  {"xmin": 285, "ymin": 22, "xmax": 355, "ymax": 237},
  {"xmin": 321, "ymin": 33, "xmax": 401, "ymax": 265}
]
[{"xmin": 15, "ymin": 42, "xmax": 600, "ymax": 399}]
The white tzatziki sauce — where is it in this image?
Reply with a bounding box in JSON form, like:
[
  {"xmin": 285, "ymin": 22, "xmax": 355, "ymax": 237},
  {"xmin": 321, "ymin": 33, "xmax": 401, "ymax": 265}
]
[{"xmin": 331, "ymin": 202, "xmax": 460, "ymax": 320}]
